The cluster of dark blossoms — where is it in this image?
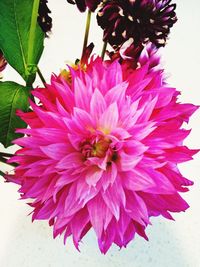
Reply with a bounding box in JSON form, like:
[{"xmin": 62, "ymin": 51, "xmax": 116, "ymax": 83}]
[
  {"xmin": 65, "ymin": 0, "xmax": 177, "ymax": 51},
  {"xmin": 97, "ymin": 0, "xmax": 177, "ymax": 48},
  {"xmin": 36, "ymin": 0, "xmax": 177, "ymax": 57}
]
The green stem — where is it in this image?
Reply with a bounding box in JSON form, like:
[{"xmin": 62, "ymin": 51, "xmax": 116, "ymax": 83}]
[
  {"xmin": 37, "ymin": 67, "xmax": 46, "ymax": 87},
  {"xmin": 101, "ymin": 41, "xmax": 108, "ymax": 60},
  {"xmin": 81, "ymin": 10, "xmax": 92, "ymax": 59},
  {"xmin": 27, "ymin": 0, "xmax": 40, "ymax": 65}
]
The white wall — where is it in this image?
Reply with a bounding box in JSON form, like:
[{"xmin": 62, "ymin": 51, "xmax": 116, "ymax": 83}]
[{"xmin": 0, "ymin": 0, "xmax": 200, "ymax": 266}]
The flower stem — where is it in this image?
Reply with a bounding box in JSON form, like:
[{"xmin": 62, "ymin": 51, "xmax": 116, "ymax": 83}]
[
  {"xmin": 81, "ymin": 10, "xmax": 92, "ymax": 59},
  {"xmin": 37, "ymin": 67, "xmax": 46, "ymax": 87},
  {"xmin": 27, "ymin": 0, "xmax": 40, "ymax": 65},
  {"xmin": 101, "ymin": 41, "xmax": 108, "ymax": 60}
]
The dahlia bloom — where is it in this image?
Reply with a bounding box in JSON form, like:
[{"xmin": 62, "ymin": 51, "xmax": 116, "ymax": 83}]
[
  {"xmin": 7, "ymin": 56, "xmax": 198, "ymax": 253},
  {"xmin": 97, "ymin": 0, "xmax": 177, "ymax": 48},
  {"xmin": 67, "ymin": 0, "xmax": 101, "ymax": 12},
  {"xmin": 109, "ymin": 39, "xmax": 162, "ymax": 76}
]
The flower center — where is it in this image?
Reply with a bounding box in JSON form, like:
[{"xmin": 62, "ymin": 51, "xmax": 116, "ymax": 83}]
[{"xmin": 80, "ymin": 137, "xmax": 111, "ymax": 159}]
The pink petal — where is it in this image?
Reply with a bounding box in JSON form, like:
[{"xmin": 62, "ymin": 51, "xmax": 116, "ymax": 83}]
[
  {"xmin": 99, "ymin": 102, "xmax": 119, "ymax": 133},
  {"xmin": 85, "ymin": 166, "xmax": 103, "ymax": 186},
  {"xmin": 73, "ymin": 107, "xmax": 94, "ymax": 130},
  {"xmin": 70, "ymin": 208, "xmax": 90, "ymax": 249},
  {"xmin": 102, "ymin": 180, "xmax": 126, "ymax": 220},
  {"xmin": 40, "ymin": 143, "xmax": 73, "ymax": 160},
  {"xmin": 90, "ymin": 88, "xmax": 106, "ymax": 122},
  {"xmin": 104, "ymin": 81, "xmax": 128, "ymax": 106},
  {"xmin": 56, "ymin": 152, "xmax": 83, "ymax": 169},
  {"xmin": 123, "ymin": 169, "xmax": 156, "ymax": 191},
  {"xmin": 87, "ymin": 195, "xmax": 107, "ymax": 238},
  {"xmin": 125, "ymin": 191, "xmax": 149, "ymax": 226},
  {"xmin": 118, "ymin": 151, "xmax": 142, "ymax": 171}
]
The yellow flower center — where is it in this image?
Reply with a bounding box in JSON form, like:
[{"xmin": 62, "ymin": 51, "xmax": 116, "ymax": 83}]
[{"xmin": 81, "ymin": 137, "xmax": 111, "ymax": 159}]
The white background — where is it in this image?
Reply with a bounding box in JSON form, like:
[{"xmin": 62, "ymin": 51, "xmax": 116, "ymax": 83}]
[{"xmin": 0, "ymin": 0, "xmax": 200, "ymax": 266}]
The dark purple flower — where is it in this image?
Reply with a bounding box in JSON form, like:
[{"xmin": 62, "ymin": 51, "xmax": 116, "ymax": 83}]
[
  {"xmin": 67, "ymin": 0, "xmax": 101, "ymax": 12},
  {"xmin": 107, "ymin": 39, "xmax": 163, "ymax": 81},
  {"xmin": 97, "ymin": 0, "xmax": 177, "ymax": 48},
  {"xmin": 38, "ymin": 0, "xmax": 52, "ymax": 36},
  {"xmin": 119, "ymin": 38, "xmax": 162, "ymax": 73}
]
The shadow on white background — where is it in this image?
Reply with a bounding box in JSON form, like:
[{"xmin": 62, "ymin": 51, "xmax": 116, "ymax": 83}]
[{"xmin": 0, "ymin": 174, "xmax": 198, "ymax": 267}]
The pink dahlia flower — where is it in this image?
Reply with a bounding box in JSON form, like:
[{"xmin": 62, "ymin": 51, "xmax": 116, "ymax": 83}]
[{"xmin": 7, "ymin": 57, "xmax": 198, "ymax": 253}]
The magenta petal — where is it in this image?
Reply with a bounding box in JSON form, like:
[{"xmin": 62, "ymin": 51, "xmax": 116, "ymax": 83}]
[
  {"xmin": 74, "ymin": 77, "xmax": 92, "ymax": 111},
  {"xmin": 73, "ymin": 107, "xmax": 94, "ymax": 130},
  {"xmin": 100, "ymin": 164, "xmax": 118, "ymax": 191},
  {"xmin": 99, "ymin": 102, "xmax": 119, "ymax": 133},
  {"xmin": 90, "ymin": 88, "xmax": 106, "ymax": 122},
  {"xmin": 85, "ymin": 167, "xmax": 103, "ymax": 186},
  {"xmin": 56, "ymin": 152, "xmax": 83, "ymax": 169},
  {"xmin": 105, "ymin": 81, "xmax": 128, "ymax": 106},
  {"xmin": 123, "ymin": 169, "xmax": 156, "ymax": 191},
  {"xmin": 125, "ymin": 191, "xmax": 149, "ymax": 225},
  {"xmin": 87, "ymin": 195, "xmax": 107, "ymax": 238},
  {"xmin": 40, "ymin": 143, "xmax": 72, "ymax": 160},
  {"xmin": 98, "ymin": 219, "xmax": 116, "ymax": 254},
  {"xmin": 119, "ymin": 151, "xmax": 142, "ymax": 171},
  {"xmin": 70, "ymin": 208, "xmax": 90, "ymax": 249},
  {"xmin": 102, "ymin": 180, "xmax": 126, "ymax": 220}
]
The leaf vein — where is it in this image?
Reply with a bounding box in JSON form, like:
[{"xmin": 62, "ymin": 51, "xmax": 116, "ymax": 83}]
[{"xmin": 13, "ymin": 0, "xmax": 27, "ymax": 72}]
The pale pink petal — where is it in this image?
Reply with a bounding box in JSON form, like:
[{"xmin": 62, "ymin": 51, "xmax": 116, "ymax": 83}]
[
  {"xmin": 40, "ymin": 143, "xmax": 73, "ymax": 160},
  {"xmin": 87, "ymin": 195, "xmax": 107, "ymax": 238},
  {"xmin": 118, "ymin": 151, "xmax": 142, "ymax": 171},
  {"xmin": 104, "ymin": 81, "xmax": 128, "ymax": 106},
  {"xmin": 123, "ymin": 169, "xmax": 156, "ymax": 191},
  {"xmin": 90, "ymin": 88, "xmax": 106, "ymax": 122},
  {"xmin": 73, "ymin": 107, "xmax": 94, "ymax": 130},
  {"xmin": 56, "ymin": 152, "xmax": 83, "ymax": 169},
  {"xmin": 85, "ymin": 166, "xmax": 103, "ymax": 186},
  {"xmin": 99, "ymin": 102, "xmax": 119, "ymax": 133},
  {"xmin": 102, "ymin": 180, "xmax": 126, "ymax": 220}
]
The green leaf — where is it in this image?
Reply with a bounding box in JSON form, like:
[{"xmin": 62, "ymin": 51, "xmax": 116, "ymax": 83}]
[
  {"xmin": 0, "ymin": 81, "xmax": 29, "ymax": 147},
  {"xmin": 0, "ymin": 0, "xmax": 44, "ymax": 81}
]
